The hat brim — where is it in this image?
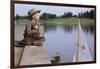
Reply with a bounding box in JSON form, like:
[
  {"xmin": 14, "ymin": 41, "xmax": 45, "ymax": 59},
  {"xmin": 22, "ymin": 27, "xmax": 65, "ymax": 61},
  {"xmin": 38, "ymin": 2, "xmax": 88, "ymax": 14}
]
[{"xmin": 30, "ymin": 10, "xmax": 41, "ymax": 16}]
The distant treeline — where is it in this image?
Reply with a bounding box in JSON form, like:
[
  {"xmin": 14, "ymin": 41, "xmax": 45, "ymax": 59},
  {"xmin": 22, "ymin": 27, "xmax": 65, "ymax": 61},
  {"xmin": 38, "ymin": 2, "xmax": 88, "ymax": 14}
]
[
  {"xmin": 15, "ymin": 10, "xmax": 94, "ymax": 20},
  {"xmin": 60, "ymin": 10, "xmax": 94, "ymax": 19},
  {"xmin": 15, "ymin": 15, "xmax": 28, "ymax": 20},
  {"xmin": 78, "ymin": 10, "xmax": 94, "ymax": 19}
]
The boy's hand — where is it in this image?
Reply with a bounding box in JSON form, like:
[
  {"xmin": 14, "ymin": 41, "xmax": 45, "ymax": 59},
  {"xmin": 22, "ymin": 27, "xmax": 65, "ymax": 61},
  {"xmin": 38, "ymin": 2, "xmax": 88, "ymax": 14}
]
[{"xmin": 32, "ymin": 29, "xmax": 38, "ymax": 33}]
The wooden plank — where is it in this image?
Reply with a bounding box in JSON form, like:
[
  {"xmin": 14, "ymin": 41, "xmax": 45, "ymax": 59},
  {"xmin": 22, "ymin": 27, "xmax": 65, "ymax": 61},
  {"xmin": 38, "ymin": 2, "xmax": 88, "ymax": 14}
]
[
  {"xmin": 20, "ymin": 45, "xmax": 51, "ymax": 65},
  {"xmin": 14, "ymin": 47, "xmax": 24, "ymax": 66}
]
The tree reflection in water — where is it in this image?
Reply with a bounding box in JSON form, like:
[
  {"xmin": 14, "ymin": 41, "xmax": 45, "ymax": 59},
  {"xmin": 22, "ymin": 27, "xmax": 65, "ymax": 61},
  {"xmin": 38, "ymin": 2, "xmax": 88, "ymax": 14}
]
[{"xmin": 43, "ymin": 22, "xmax": 94, "ymax": 34}]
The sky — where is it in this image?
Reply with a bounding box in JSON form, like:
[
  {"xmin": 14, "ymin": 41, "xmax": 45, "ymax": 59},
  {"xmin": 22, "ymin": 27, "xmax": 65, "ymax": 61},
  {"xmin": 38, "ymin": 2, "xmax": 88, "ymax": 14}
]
[{"xmin": 15, "ymin": 3, "xmax": 94, "ymax": 16}]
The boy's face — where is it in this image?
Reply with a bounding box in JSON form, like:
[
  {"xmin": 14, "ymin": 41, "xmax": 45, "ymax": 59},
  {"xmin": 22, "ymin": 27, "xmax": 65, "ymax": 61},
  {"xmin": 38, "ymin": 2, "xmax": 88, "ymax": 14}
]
[{"xmin": 32, "ymin": 13, "xmax": 40, "ymax": 21}]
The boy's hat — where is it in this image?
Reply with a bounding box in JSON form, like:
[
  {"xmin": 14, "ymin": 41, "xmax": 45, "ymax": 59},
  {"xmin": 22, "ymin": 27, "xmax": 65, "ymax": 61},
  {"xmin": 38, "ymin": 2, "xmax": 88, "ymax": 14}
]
[{"xmin": 28, "ymin": 8, "xmax": 40, "ymax": 16}]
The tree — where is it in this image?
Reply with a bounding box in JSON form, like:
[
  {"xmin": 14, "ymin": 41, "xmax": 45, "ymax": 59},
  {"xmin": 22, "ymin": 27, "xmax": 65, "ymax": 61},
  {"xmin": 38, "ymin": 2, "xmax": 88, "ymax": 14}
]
[
  {"xmin": 61, "ymin": 12, "xmax": 73, "ymax": 18},
  {"xmin": 89, "ymin": 10, "xmax": 94, "ymax": 19},
  {"xmin": 73, "ymin": 15, "xmax": 77, "ymax": 17},
  {"xmin": 15, "ymin": 14, "xmax": 20, "ymax": 20},
  {"xmin": 40, "ymin": 13, "xmax": 57, "ymax": 20},
  {"xmin": 78, "ymin": 10, "xmax": 94, "ymax": 19}
]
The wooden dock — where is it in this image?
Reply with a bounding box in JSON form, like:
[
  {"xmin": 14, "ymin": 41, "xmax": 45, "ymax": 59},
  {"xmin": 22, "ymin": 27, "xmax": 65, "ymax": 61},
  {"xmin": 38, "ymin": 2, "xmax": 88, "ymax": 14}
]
[
  {"xmin": 20, "ymin": 45, "xmax": 51, "ymax": 65},
  {"xmin": 14, "ymin": 25, "xmax": 51, "ymax": 67},
  {"xmin": 15, "ymin": 47, "xmax": 24, "ymax": 66}
]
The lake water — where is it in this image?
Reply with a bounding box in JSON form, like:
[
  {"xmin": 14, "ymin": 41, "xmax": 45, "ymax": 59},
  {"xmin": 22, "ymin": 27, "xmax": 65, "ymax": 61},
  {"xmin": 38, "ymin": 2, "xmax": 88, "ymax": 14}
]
[{"xmin": 15, "ymin": 22, "xmax": 94, "ymax": 63}]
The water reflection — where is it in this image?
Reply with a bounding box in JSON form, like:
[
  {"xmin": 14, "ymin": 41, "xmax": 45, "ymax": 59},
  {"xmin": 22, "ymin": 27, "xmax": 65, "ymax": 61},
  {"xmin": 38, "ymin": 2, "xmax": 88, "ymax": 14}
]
[
  {"xmin": 43, "ymin": 23, "xmax": 94, "ymax": 34},
  {"xmin": 61, "ymin": 24, "xmax": 73, "ymax": 33},
  {"xmin": 81, "ymin": 24, "xmax": 94, "ymax": 34},
  {"xmin": 44, "ymin": 24, "xmax": 57, "ymax": 32},
  {"xmin": 15, "ymin": 19, "xmax": 94, "ymax": 63},
  {"xmin": 44, "ymin": 22, "xmax": 94, "ymax": 63}
]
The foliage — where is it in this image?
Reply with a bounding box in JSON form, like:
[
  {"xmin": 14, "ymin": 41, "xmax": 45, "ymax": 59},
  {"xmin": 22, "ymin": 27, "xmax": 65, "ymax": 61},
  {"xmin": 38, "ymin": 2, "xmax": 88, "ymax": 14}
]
[
  {"xmin": 78, "ymin": 10, "xmax": 94, "ymax": 19},
  {"xmin": 40, "ymin": 12, "xmax": 57, "ymax": 20},
  {"xmin": 15, "ymin": 10, "xmax": 95, "ymax": 21},
  {"xmin": 15, "ymin": 14, "xmax": 28, "ymax": 20}
]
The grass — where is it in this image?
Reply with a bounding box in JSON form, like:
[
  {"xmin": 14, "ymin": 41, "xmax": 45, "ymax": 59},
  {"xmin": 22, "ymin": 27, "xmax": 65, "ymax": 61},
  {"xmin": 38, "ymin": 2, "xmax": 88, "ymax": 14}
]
[
  {"xmin": 15, "ymin": 18, "xmax": 95, "ymax": 30},
  {"xmin": 40, "ymin": 17, "xmax": 94, "ymax": 26}
]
